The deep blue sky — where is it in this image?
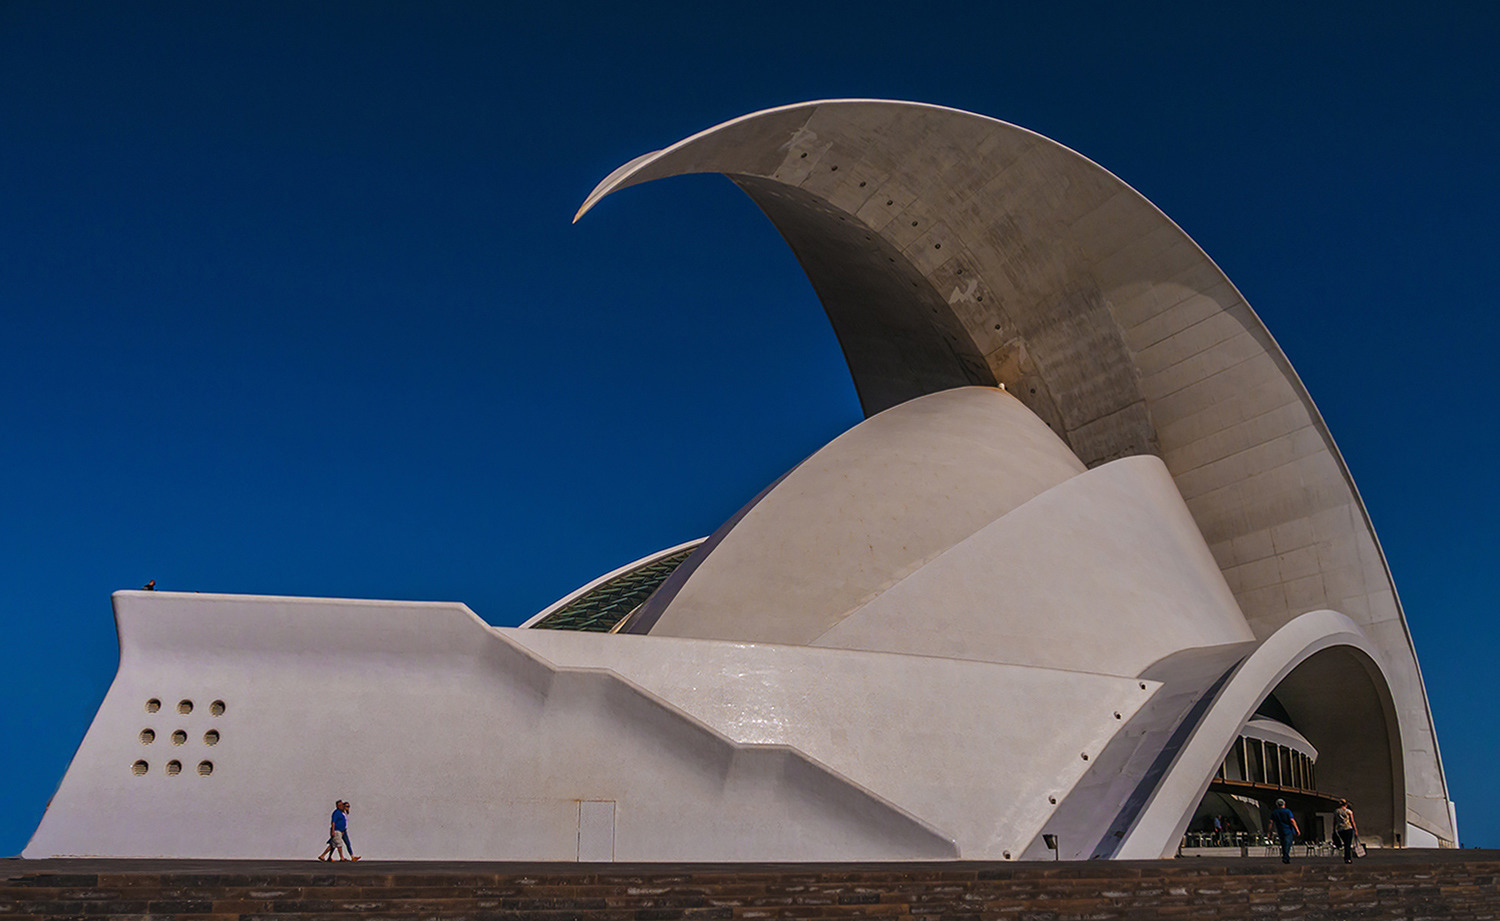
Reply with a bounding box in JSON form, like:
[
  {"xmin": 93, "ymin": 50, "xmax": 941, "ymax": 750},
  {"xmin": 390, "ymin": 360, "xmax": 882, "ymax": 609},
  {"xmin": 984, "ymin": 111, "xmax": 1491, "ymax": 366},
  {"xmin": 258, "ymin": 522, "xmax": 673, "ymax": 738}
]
[{"xmin": 3, "ymin": 2, "xmax": 1496, "ymax": 855}]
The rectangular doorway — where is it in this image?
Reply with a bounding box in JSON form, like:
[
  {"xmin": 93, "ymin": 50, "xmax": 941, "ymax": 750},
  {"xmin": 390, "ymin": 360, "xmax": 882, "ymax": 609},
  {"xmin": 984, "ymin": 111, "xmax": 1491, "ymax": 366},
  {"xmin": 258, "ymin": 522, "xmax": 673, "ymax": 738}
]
[{"xmin": 578, "ymin": 800, "xmax": 615, "ymax": 861}]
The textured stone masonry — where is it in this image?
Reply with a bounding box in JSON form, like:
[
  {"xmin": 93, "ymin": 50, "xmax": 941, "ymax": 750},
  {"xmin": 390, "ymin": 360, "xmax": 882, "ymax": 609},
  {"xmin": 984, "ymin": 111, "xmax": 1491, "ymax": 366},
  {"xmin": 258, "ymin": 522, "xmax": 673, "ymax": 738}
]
[{"xmin": 3, "ymin": 854, "xmax": 1498, "ymax": 920}]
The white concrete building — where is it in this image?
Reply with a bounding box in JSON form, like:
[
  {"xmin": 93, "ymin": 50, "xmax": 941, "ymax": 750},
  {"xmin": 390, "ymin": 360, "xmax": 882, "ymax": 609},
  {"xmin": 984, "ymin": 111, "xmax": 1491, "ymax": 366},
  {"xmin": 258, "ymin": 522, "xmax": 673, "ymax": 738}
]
[{"xmin": 26, "ymin": 100, "xmax": 1456, "ymax": 860}]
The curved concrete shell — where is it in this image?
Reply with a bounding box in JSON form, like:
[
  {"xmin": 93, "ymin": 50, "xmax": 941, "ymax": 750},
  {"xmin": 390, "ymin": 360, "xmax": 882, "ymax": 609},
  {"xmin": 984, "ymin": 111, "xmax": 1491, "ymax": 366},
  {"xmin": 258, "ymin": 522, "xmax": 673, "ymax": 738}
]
[
  {"xmin": 638, "ymin": 386, "xmax": 1087, "ymax": 644},
  {"xmin": 26, "ymin": 99, "xmax": 1455, "ymax": 861},
  {"xmin": 577, "ymin": 99, "xmax": 1453, "ymax": 845}
]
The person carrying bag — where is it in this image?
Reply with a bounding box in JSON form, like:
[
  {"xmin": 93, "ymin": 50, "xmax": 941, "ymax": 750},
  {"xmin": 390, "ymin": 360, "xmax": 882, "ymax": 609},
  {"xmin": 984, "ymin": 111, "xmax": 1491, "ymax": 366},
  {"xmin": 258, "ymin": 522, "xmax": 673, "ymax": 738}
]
[{"xmin": 1335, "ymin": 799, "xmax": 1361, "ymax": 862}]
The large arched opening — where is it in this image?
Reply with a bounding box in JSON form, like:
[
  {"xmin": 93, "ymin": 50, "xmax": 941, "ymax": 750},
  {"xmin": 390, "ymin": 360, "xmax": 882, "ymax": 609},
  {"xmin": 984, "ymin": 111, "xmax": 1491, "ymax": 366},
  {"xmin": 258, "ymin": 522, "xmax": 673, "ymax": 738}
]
[
  {"xmin": 1272, "ymin": 645, "xmax": 1405, "ymax": 846},
  {"xmin": 1179, "ymin": 639, "xmax": 1405, "ymax": 853}
]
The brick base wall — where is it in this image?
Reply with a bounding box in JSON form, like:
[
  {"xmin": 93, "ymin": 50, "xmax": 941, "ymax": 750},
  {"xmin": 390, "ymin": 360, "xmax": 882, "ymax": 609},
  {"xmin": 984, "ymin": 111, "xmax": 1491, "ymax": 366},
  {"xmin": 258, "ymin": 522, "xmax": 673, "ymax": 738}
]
[{"xmin": 3, "ymin": 854, "xmax": 1498, "ymax": 920}]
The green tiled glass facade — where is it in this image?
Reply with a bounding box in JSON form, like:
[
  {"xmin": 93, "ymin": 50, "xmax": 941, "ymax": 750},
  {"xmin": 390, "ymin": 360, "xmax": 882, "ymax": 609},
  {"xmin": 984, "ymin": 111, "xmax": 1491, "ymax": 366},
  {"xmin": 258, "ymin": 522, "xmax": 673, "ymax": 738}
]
[{"xmin": 530, "ymin": 546, "xmax": 698, "ymax": 632}]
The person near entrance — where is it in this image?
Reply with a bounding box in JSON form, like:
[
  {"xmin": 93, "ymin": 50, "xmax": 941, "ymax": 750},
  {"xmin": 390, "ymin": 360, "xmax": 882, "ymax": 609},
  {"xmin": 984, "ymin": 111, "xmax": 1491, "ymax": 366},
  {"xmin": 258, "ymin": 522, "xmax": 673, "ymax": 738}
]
[
  {"xmin": 1335, "ymin": 799, "xmax": 1359, "ymax": 862},
  {"xmin": 1270, "ymin": 799, "xmax": 1299, "ymax": 863}
]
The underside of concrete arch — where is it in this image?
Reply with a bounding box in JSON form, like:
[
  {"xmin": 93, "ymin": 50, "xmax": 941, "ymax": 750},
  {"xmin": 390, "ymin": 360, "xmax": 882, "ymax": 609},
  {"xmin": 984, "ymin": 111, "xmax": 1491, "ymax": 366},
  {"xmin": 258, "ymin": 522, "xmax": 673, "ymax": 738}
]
[{"xmin": 1272, "ymin": 645, "xmax": 1405, "ymax": 844}]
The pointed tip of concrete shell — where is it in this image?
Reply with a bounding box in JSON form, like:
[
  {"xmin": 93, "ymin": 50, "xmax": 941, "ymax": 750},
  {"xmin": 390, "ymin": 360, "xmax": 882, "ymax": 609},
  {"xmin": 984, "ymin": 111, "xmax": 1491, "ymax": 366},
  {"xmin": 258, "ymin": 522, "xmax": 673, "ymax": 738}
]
[{"xmin": 573, "ymin": 148, "xmax": 666, "ymax": 223}]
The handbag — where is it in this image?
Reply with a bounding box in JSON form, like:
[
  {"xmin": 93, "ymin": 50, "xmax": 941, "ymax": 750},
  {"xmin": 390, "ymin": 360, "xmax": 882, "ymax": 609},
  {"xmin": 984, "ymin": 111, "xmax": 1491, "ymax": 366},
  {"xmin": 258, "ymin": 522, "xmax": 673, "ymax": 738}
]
[{"xmin": 1354, "ymin": 839, "xmax": 1367, "ymax": 858}]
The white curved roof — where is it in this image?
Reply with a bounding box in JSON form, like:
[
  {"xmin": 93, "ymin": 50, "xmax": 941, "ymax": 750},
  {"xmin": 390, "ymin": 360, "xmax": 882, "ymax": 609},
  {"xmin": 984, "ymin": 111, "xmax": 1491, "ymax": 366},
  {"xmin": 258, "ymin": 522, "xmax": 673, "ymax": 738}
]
[
  {"xmin": 641, "ymin": 387, "xmax": 1085, "ymax": 644},
  {"xmin": 577, "ymin": 99, "xmax": 1452, "ymax": 842},
  {"xmin": 641, "ymin": 387, "xmax": 1256, "ymax": 679}
]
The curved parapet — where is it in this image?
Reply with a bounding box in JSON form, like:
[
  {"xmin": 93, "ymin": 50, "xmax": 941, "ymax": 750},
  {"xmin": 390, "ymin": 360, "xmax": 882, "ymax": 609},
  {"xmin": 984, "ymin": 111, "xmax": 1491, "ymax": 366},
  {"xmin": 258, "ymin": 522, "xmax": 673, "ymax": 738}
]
[{"xmin": 577, "ymin": 100, "xmax": 1453, "ymax": 844}]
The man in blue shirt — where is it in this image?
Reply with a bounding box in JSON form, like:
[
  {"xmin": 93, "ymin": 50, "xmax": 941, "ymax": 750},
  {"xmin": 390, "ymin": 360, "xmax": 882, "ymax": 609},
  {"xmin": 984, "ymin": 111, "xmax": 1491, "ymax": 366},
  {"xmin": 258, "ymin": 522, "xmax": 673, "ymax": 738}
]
[
  {"xmin": 318, "ymin": 800, "xmax": 359, "ymax": 861},
  {"xmin": 318, "ymin": 801, "xmax": 343, "ymax": 861},
  {"xmin": 335, "ymin": 800, "xmax": 360, "ymax": 861},
  {"xmin": 1270, "ymin": 798, "xmax": 1300, "ymax": 864}
]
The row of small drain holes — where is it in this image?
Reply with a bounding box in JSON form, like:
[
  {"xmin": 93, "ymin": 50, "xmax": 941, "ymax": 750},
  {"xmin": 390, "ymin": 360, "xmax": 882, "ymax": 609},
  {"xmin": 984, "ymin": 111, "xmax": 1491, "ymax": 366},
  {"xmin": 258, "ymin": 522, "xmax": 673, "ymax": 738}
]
[
  {"xmin": 140, "ymin": 728, "xmax": 218, "ymax": 746},
  {"xmin": 132, "ymin": 759, "xmax": 212, "ymax": 776},
  {"xmin": 146, "ymin": 698, "xmax": 225, "ymax": 716}
]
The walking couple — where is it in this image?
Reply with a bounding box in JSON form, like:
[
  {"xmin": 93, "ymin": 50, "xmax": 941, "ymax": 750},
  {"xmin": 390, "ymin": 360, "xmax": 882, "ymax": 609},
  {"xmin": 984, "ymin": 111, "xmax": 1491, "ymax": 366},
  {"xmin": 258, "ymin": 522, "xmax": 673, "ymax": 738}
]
[{"xmin": 317, "ymin": 799, "xmax": 360, "ymax": 861}]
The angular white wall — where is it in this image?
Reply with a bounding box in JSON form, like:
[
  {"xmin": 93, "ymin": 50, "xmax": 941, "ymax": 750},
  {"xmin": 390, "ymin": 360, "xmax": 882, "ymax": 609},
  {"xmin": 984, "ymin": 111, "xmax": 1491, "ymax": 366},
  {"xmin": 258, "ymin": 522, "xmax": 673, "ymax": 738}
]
[{"xmin": 26, "ymin": 593, "xmax": 956, "ymax": 860}]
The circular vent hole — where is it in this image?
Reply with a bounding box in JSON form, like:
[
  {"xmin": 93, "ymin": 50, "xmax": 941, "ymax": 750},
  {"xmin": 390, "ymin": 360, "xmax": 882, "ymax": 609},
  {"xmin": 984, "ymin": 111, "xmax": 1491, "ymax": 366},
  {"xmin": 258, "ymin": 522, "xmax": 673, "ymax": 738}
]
[
  {"xmin": 171, "ymin": 730, "xmax": 187, "ymax": 745},
  {"xmin": 146, "ymin": 699, "xmax": 161, "ymax": 713},
  {"xmin": 177, "ymin": 699, "xmax": 193, "ymax": 715},
  {"xmin": 210, "ymin": 700, "xmax": 225, "ymax": 716},
  {"xmin": 132, "ymin": 760, "xmax": 149, "ymax": 776},
  {"xmin": 166, "ymin": 760, "xmax": 182, "ymax": 776},
  {"xmin": 204, "ymin": 730, "xmax": 220, "ymax": 746},
  {"xmin": 799, "ymin": 152, "xmax": 807, "ymax": 158},
  {"xmin": 198, "ymin": 761, "xmax": 214, "ymax": 776},
  {"xmin": 139, "ymin": 729, "xmax": 155, "ymax": 745},
  {"xmin": 858, "ymin": 181, "xmax": 866, "ymax": 187}
]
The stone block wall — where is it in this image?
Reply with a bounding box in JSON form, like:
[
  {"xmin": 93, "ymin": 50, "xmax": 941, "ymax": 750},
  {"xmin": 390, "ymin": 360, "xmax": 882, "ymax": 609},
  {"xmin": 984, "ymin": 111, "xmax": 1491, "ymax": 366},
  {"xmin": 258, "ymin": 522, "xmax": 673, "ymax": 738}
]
[{"xmin": 3, "ymin": 855, "xmax": 1497, "ymax": 920}]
